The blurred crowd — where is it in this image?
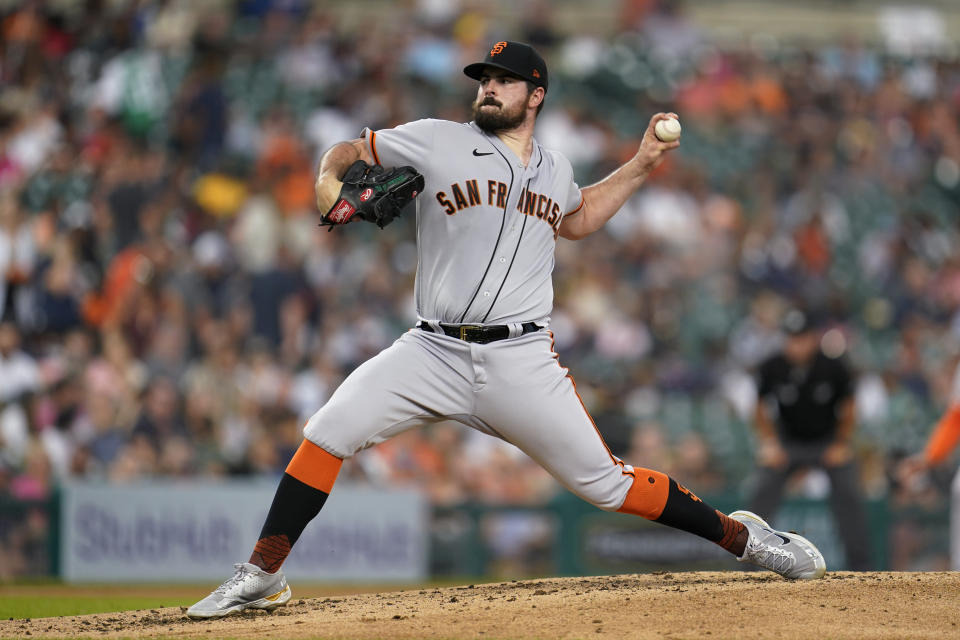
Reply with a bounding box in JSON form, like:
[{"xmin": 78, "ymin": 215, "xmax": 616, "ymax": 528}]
[{"xmin": 1, "ymin": 0, "xmax": 960, "ymax": 541}]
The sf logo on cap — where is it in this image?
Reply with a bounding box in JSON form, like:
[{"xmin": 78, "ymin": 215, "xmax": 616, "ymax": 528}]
[{"xmin": 490, "ymin": 41, "xmax": 507, "ymax": 56}]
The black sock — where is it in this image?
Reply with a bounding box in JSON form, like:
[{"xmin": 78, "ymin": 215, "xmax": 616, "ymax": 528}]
[
  {"xmin": 655, "ymin": 478, "xmax": 747, "ymax": 555},
  {"xmin": 248, "ymin": 473, "xmax": 330, "ymax": 572}
]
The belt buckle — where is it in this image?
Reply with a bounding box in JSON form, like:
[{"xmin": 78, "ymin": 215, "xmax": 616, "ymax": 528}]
[{"xmin": 459, "ymin": 325, "xmax": 481, "ymax": 341}]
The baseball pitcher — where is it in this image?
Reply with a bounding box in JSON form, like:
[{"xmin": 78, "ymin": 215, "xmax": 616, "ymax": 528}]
[{"xmin": 188, "ymin": 41, "xmax": 825, "ymax": 619}]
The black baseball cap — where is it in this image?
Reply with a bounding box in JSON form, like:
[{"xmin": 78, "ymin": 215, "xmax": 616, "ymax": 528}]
[{"xmin": 463, "ymin": 41, "xmax": 548, "ymax": 91}]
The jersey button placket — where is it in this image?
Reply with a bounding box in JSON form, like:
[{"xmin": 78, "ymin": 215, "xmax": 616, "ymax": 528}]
[{"xmin": 477, "ymin": 167, "xmax": 527, "ymax": 321}]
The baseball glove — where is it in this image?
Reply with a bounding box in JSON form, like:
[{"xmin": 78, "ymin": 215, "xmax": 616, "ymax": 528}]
[{"xmin": 321, "ymin": 160, "xmax": 424, "ymax": 229}]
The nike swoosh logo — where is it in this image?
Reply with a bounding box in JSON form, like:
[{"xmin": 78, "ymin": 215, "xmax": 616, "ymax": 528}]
[
  {"xmin": 216, "ymin": 598, "xmax": 244, "ymax": 608},
  {"xmin": 764, "ymin": 528, "xmax": 791, "ymax": 545},
  {"xmin": 472, "ymin": 149, "xmax": 494, "ymax": 156}
]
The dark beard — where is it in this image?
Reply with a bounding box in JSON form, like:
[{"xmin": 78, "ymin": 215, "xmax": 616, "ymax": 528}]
[{"xmin": 472, "ymin": 98, "xmax": 526, "ymax": 133}]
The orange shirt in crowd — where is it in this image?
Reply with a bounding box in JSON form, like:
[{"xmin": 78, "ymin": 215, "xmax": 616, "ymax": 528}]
[{"xmin": 925, "ymin": 404, "xmax": 960, "ymax": 466}]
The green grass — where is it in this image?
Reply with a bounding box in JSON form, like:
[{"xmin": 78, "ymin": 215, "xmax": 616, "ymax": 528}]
[
  {"xmin": 0, "ymin": 577, "xmax": 498, "ymax": 620},
  {"xmin": 0, "ymin": 596, "xmax": 194, "ymax": 620}
]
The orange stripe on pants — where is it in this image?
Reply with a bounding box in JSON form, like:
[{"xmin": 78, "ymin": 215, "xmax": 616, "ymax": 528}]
[
  {"xmin": 617, "ymin": 468, "xmax": 670, "ymax": 520},
  {"xmin": 286, "ymin": 440, "xmax": 343, "ymax": 493}
]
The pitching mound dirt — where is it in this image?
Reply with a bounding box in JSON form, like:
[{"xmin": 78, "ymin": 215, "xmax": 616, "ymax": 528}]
[{"xmin": 2, "ymin": 571, "xmax": 957, "ymax": 639}]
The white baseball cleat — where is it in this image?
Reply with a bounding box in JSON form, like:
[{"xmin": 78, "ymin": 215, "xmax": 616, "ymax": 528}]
[
  {"xmin": 186, "ymin": 562, "xmax": 291, "ymax": 619},
  {"xmin": 730, "ymin": 510, "xmax": 827, "ymax": 580}
]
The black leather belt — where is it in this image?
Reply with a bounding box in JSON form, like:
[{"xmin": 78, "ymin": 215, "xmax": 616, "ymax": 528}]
[{"xmin": 417, "ymin": 322, "xmax": 541, "ymax": 344}]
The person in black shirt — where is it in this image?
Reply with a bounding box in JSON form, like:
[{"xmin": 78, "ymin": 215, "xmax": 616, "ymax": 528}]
[{"xmin": 749, "ymin": 309, "xmax": 871, "ymax": 570}]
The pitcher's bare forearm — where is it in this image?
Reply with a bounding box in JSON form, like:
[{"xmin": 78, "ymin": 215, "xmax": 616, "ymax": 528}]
[
  {"xmin": 560, "ymin": 161, "xmax": 650, "ymax": 239},
  {"xmin": 559, "ymin": 112, "xmax": 679, "ymax": 240},
  {"xmin": 315, "ymin": 139, "xmax": 374, "ymax": 212}
]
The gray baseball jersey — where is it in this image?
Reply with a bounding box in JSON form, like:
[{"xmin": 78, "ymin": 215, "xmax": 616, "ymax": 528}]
[
  {"xmin": 363, "ymin": 119, "xmax": 584, "ymax": 325},
  {"xmin": 304, "ymin": 118, "xmax": 643, "ymax": 516}
]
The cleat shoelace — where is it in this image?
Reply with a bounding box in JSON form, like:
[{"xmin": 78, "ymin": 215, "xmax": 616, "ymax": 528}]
[
  {"xmin": 750, "ymin": 539, "xmax": 794, "ymax": 574},
  {"xmin": 214, "ymin": 563, "xmax": 250, "ymax": 595}
]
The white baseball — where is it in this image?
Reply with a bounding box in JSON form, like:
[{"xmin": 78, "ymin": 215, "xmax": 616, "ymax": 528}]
[{"xmin": 654, "ymin": 117, "xmax": 682, "ymax": 142}]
